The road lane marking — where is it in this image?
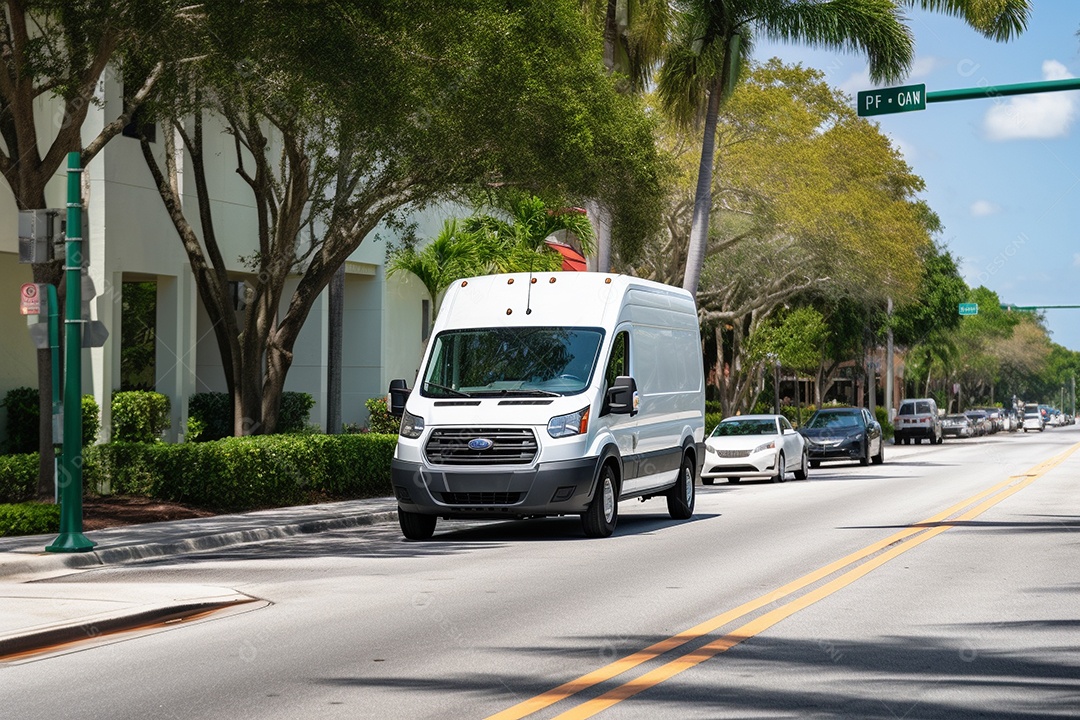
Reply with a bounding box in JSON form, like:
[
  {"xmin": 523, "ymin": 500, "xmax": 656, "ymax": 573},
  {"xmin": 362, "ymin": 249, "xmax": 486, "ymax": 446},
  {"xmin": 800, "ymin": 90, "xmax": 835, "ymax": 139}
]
[{"xmin": 488, "ymin": 443, "xmax": 1080, "ymax": 720}]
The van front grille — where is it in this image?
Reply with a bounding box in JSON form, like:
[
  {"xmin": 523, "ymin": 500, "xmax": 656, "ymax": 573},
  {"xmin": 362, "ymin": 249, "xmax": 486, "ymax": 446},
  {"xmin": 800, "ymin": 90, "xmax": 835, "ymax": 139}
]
[
  {"xmin": 424, "ymin": 428, "xmax": 538, "ymax": 465},
  {"xmin": 438, "ymin": 492, "xmax": 522, "ymax": 505}
]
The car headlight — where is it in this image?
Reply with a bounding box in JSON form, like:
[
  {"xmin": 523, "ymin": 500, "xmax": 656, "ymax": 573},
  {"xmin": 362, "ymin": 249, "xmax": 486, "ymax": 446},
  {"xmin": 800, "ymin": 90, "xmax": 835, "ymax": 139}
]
[
  {"xmin": 706, "ymin": 444, "xmax": 718, "ymax": 455},
  {"xmin": 853, "ymin": 433, "xmax": 865, "ymax": 442},
  {"xmin": 399, "ymin": 410, "xmax": 425, "ymax": 439},
  {"xmin": 548, "ymin": 406, "xmax": 590, "ymax": 438},
  {"xmin": 753, "ymin": 440, "xmax": 776, "ymax": 454}
]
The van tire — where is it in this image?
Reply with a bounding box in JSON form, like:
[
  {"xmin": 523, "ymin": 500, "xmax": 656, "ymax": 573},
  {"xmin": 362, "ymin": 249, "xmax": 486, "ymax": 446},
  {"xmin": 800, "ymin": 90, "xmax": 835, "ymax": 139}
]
[
  {"xmin": 398, "ymin": 508, "xmax": 437, "ymax": 540},
  {"xmin": 583, "ymin": 465, "xmax": 618, "ymax": 538},
  {"xmin": 666, "ymin": 454, "xmax": 696, "ymax": 520}
]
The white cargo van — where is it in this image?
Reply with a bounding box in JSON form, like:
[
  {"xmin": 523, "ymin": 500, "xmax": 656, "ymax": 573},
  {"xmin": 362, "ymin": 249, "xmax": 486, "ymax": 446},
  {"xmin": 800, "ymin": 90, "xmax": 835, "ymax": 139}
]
[{"xmin": 387, "ymin": 272, "xmax": 705, "ymax": 539}]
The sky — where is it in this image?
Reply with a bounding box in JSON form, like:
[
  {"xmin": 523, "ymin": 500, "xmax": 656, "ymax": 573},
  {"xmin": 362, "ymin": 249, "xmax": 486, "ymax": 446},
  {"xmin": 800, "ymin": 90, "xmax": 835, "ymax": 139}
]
[{"xmin": 754, "ymin": 4, "xmax": 1080, "ymax": 351}]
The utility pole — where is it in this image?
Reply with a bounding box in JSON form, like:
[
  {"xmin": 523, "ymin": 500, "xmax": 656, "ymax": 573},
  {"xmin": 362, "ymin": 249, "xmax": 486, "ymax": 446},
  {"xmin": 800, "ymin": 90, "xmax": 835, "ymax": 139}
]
[
  {"xmin": 885, "ymin": 297, "xmax": 894, "ymax": 422},
  {"xmin": 46, "ymin": 153, "xmax": 95, "ymax": 553}
]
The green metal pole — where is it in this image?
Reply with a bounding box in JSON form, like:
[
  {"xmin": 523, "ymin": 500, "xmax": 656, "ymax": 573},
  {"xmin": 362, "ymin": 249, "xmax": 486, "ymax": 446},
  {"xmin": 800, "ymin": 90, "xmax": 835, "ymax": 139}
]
[
  {"xmin": 47, "ymin": 283, "xmax": 61, "ymax": 503},
  {"xmin": 927, "ymin": 78, "xmax": 1080, "ymax": 104},
  {"xmin": 47, "ymin": 152, "xmax": 95, "ymax": 553}
]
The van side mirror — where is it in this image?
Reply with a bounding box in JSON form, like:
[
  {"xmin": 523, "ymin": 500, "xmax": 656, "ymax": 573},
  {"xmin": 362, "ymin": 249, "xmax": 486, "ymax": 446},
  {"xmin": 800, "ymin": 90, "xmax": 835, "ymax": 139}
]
[
  {"xmin": 607, "ymin": 376, "xmax": 638, "ymax": 416},
  {"xmin": 388, "ymin": 379, "xmax": 410, "ymax": 418}
]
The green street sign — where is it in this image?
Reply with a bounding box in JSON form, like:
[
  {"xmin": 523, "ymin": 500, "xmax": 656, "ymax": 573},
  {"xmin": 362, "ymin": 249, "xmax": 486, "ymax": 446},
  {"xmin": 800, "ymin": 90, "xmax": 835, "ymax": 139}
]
[
  {"xmin": 857, "ymin": 83, "xmax": 926, "ymax": 117},
  {"xmin": 959, "ymin": 303, "xmax": 978, "ymax": 316}
]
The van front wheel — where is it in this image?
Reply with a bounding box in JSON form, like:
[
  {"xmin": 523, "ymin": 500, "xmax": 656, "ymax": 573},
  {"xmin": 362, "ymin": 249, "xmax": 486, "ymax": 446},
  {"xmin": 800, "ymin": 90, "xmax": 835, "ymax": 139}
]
[
  {"xmin": 583, "ymin": 466, "xmax": 618, "ymax": 538},
  {"xmin": 398, "ymin": 508, "xmax": 437, "ymax": 540},
  {"xmin": 667, "ymin": 454, "xmax": 696, "ymax": 520}
]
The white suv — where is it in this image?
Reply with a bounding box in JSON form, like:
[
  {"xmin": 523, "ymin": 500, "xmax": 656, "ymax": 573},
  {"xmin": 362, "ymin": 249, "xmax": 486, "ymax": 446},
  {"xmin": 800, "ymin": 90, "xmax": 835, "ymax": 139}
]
[
  {"xmin": 1021, "ymin": 404, "xmax": 1044, "ymax": 432},
  {"xmin": 894, "ymin": 398, "xmax": 943, "ymax": 444}
]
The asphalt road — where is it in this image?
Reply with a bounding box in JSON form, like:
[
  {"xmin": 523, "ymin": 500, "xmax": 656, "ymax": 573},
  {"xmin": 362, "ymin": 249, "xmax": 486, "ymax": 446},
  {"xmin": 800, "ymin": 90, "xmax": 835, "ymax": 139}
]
[{"xmin": 6, "ymin": 426, "xmax": 1079, "ymax": 719}]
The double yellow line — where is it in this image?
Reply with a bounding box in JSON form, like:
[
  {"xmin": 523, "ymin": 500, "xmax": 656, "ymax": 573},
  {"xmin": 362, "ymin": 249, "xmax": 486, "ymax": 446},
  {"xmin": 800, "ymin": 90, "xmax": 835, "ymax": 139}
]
[{"xmin": 488, "ymin": 443, "xmax": 1080, "ymax": 720}]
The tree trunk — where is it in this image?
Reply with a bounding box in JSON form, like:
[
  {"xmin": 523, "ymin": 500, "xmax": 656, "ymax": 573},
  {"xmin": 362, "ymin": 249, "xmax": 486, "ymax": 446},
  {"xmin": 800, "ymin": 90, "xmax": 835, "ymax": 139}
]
[{"xmin": 682, "ymin": 81, "xmax": 723, "ymax": 297}]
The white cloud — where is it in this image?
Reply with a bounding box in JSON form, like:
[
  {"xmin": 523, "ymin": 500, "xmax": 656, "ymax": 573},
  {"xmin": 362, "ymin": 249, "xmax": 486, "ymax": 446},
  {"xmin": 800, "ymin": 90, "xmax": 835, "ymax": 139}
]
[
  {"xmin": 984, "ymin": 60, "xmax": 1078, "ymax": 141},
  {"xmin": 970, "ymin": 200, "xmax": 1001, "ymax": 217},
  {"xmin": 910, "ymin": 57, "xmax": 940, "ymax": 79}
]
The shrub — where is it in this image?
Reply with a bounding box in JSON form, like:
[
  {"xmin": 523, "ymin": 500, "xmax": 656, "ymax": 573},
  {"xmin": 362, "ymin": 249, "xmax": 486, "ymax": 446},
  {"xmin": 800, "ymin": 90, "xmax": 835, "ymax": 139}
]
[
  {"xmin": 2, "ymin": 386, "xmax": 39, "ymax": 454},
  {"xmin": 188, "ymin": 392, "xmax": 232, "ymax": 441},
  {"xmin": 705, "ymin": 400, "xmax": 722, "ymax": 415},
  {"xmin": 0, "ymin": 502, "xmax": 60, "ymax": 537},
  {"xmin": 780, "ymin": 404, "xmax": 816, "ymax": 428},
  {"xmin": 187, "ymin": 391, "xmax": 316, "ymax": 438},
  {"xmin": 82, "ymin": 394, "xmax": 101, "ymax": 446},
  {"xmin": 278, "ymin": 392, "xmax": 316, "ymax": 434},
  {"xmin": 705, "ymin": 412, "xmax": 723, "ymax": 435},
  {"xmin": 364, "ymin": 397, "xmax": 399, "ymax": 434},
  {"xmin": 875, "ymin": 406, "xmax": 895, "ymax": 440},
  {"xmin": 2, "ymin": 388, "xmax": 101, "ymax": 453},
  {"xmin": 0, "ymin": 453, "xmax": 38, "ymax": 503},
  {"xmin": 111, "ymin": 391, "xmax": 171, "ymax": 443}
]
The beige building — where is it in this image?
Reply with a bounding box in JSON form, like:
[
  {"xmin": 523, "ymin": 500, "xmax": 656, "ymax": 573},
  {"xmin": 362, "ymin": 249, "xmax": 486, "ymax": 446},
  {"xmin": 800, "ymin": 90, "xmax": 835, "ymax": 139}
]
[{"xmin": 1, "ymin": 75, "xmax": 431, "ymax": 445}]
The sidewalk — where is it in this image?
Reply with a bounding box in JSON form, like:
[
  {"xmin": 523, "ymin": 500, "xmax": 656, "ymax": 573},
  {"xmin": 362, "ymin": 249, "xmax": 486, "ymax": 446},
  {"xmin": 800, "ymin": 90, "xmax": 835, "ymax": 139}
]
[{"xmin": 0, "ymin": 496, "xmax": 398, "ymax": 660}]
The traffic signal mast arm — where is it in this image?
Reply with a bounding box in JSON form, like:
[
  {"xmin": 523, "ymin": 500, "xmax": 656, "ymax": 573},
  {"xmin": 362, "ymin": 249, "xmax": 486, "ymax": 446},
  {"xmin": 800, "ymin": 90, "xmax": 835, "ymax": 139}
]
[{"xmin": 928, "ymin": 78, "xmax": 1080, "ymax": 104}]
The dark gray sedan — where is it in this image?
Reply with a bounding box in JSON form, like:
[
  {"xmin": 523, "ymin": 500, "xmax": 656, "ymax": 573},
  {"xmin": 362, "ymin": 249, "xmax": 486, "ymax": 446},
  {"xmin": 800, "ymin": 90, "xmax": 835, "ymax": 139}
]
[{"xmin": 799, "ymin": 407, "xmax": 884, "ymax": 468}]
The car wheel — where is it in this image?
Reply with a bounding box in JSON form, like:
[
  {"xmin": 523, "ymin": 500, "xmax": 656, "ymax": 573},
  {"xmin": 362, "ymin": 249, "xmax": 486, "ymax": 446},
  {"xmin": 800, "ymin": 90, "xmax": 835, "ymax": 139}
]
[
  {"xmin": 772, "ymin": 452, "xmax": 786, "ymax": 483},
  {"xmin": 915, "ymin": 437, "xmax": 922, "ymax": 445},
  {"xmin": 872, "ymin": 438, "xmax": 885, "ymax": 465},
  {"xmin": 582, "ymin": 465, "xmax": 618, "ymax": 538},
  {"xmin": 398, "ymin": 508, "xmax": 437, "ymax": 540},
  {"xmin": 809, "ymin": 460, "xmax": 820, "ymax": 469},
  {"xmin": 666, "ymin": 453, "xmax": 696, "ymax": 520},
  {"xmin": 794, "ymin": 448, "xmax": 809, "ymax": 480},
  {"xmin": 702, "ymin": 477, "xmax": 715, "ymax": 486},
  {"xmin": 727, "ymin": 477, "xmax": 741, "ymax": 484}
]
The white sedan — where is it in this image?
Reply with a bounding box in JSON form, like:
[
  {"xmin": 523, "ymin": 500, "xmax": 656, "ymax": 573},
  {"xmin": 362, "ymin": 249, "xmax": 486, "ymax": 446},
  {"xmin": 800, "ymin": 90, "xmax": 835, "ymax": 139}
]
[{"xmin": 701, "ymin": 414, "xmax": 809, "ymax": 485}]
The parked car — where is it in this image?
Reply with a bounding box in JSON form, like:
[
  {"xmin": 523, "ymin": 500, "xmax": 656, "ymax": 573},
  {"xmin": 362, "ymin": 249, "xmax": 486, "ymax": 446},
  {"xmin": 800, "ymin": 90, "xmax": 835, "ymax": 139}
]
[
  {"xmin": 893, "ymin": 398, "xmax": 943, "ymax": 445},
  {"xmin": 964, "ymin": 410, "xmax": 991, "ymax": 436},
  {"xmin": 980, "ymin": 407, "xmax": 1003, "ymax": 433},
  {"xmin": 701, "ymin": 415, "xmax": 807, "ymax": 485},
  {"xmin": 799, "ymin": 407, "xmax": 884, "ymax": 467},
  {"xmin": 942, "ymin": 414, "xmax": 974, "ymax": 439},
  {"xmin": 1021, "ymin": 404, "xmax": 1045, "ymax": 432}
]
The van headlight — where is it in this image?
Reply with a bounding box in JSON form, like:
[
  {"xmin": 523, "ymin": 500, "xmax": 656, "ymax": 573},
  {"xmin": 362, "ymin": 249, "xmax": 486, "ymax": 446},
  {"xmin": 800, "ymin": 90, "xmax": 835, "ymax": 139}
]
[
  {"xmin": 399, "ymin": 410, "xmax": 425, "ymax": 439},
  {"xmin": 548, "ymin": 406, "xmax": 590, "ymax": 438}
]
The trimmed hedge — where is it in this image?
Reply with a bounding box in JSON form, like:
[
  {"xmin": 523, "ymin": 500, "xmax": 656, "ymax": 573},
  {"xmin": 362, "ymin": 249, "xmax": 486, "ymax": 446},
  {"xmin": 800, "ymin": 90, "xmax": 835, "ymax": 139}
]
[
  {"xmin": 705, "ymin": 412, "xmax": 723, "ymax": 435},
  {"xmin": 112, "ymin": 391, "xmax": 171, "ymax": 443},
  {"xmin": 0, "ymin": 502, "xmax": 60, "ymax": 537},
  {"xmin": 188, "ymin": 391, "xmax": 315, "ymax": 440},
  {"xmin": 94, "ymin": 433, "xmax": 396, "ymax": 511}
]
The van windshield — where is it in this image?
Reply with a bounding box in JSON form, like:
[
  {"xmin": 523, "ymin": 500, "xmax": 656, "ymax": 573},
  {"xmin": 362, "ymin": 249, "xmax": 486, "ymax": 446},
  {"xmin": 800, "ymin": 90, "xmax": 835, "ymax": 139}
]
[{"xmin": 421, "ymin": 326, "xmax": 604, "ymax": 398}]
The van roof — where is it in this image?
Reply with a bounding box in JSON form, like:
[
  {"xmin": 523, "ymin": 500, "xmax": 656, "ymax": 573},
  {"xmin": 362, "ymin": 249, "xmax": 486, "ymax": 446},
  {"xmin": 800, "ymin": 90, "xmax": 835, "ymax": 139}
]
[{"xmin": 435, "ymin": 272, "xmax": 697, "ymax": 331}]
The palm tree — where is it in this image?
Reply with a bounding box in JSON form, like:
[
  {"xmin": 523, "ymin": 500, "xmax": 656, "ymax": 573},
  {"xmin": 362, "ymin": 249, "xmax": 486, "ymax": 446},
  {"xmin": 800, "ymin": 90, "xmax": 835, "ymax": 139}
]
[
  {"xmin": 387, "ymin": 197, "xmax": 596, "ymax": 323},
  {"xmin": 659, "ymin": 1, "xmax": 1030, "ymax": 298},
  {"xmin": 659, "ymin": 0, "xmax": 919, "ymax": 297}
]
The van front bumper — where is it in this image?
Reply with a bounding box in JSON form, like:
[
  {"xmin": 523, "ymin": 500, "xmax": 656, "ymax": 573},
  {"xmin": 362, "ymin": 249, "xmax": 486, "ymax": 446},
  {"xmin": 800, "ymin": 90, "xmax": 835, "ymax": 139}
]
[{"xmin": 391, "ymin": 456, "xmax": 602, "ymax": 518}]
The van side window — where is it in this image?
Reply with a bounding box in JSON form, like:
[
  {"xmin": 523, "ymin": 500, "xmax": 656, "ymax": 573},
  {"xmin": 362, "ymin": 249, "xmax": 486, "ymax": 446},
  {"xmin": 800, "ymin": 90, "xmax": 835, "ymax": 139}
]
[{"xmin": 601, "ymin": 331, "xmax": 629, "ymax": 416}]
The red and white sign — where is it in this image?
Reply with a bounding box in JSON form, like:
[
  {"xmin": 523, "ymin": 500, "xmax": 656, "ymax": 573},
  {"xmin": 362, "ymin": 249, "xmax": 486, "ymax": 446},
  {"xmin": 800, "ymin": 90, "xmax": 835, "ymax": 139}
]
[{"xmin": 20, "ymin": 283, "xmax": 41, "ymax": 315}]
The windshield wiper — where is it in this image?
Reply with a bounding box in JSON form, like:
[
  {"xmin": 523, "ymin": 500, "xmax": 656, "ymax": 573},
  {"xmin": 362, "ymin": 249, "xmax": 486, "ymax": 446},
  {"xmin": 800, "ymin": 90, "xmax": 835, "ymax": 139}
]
[
  {"xmin": 423, "ymin": 381, "xmax": 472, "ymax": 398},
  {"xmin": 470, "ymin": 388, "xmax": 562, "ymax": 398}
]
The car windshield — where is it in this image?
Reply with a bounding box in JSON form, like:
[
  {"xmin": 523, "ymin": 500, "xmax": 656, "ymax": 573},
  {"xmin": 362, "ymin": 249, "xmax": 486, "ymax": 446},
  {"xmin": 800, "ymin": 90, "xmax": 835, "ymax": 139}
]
[
  {"xmin": 711, "ymin": 419, "xmax": 777, "ymax": 437},
  {"xmin": 421, "ymin": 326, "xmax": 604, "ymax": 398},
  {"xmin": 945, "ymin": 415, "xmax": 967, "ymax": 422},
  {"xmin": 804, "ymin": 412, "xmax": 861, "ymax": 429}
]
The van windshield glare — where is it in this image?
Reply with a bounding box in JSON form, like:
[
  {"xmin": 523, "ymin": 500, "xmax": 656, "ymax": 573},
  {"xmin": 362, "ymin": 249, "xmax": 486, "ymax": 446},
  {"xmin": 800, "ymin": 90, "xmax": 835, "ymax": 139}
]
[{"xmin": 421, "ymin": 326, "xmax": 604, "ymax": 398}]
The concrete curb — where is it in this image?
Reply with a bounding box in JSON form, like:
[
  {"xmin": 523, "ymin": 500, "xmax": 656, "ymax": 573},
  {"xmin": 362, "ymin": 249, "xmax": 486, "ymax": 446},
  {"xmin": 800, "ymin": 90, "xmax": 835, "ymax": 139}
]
[
  {"xmin": 0, "ymin": 598, "xmax": 257, "ymax": 660},
  {"xmin": 0, "ymin": 509, "xmax": 399, "ymax": 580}
]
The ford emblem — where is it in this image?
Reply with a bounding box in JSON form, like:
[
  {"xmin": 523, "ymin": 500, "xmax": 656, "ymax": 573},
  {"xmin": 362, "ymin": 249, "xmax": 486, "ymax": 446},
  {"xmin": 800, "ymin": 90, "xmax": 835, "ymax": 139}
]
[{"xmin": 468, "ymin": 438, "xmax": 494, "ymax": 451}]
